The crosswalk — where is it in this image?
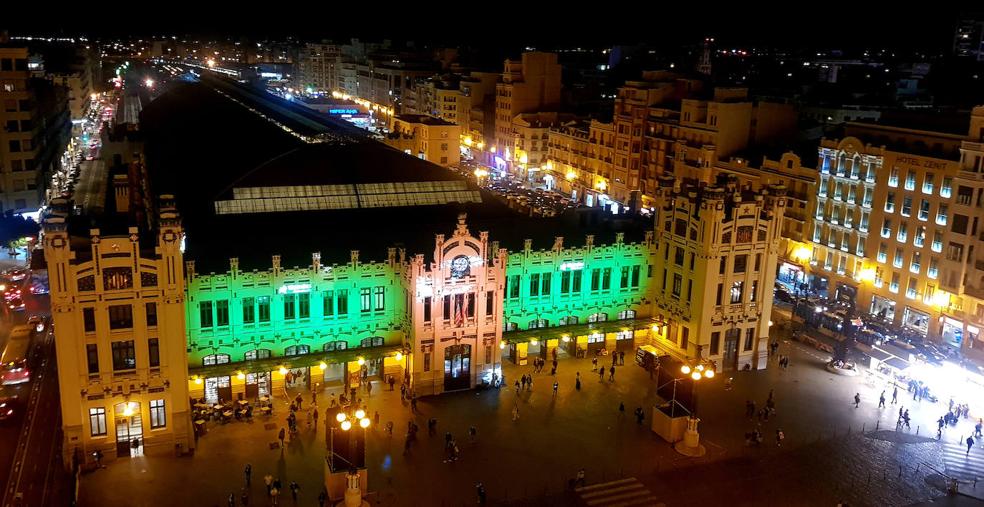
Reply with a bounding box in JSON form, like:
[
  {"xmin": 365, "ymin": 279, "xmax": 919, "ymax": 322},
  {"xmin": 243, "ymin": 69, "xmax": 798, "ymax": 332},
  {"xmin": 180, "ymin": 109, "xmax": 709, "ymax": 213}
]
[
  {"xmin": 940, "ymin": 434, "xmax": 984, "ymax": 481},
  {"xmin": 575, "ymin": 477, "xmax": 663, "ymax": 507}
]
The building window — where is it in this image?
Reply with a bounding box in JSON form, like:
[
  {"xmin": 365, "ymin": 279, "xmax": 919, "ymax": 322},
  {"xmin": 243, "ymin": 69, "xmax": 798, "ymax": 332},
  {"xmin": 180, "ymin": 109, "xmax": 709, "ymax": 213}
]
[
  {"xmin": 373, "ymin": 287, "xmax": 385, "ymax": 311},
  {"xmin": 730, "ymin": 281, "xmax": 744, "ymax": 304},
  {"xmin": 710, "ymin": 332, "xmax": 720, "ymax": 355},
  {"xmin": 322, "ymin": 292, "xmax": 333, "ymax": 317},
  {"xmin": 602, "ymin": 268, "xmax": 611, "ymax": 291},
  {"xmin": 145, "ymin": 302, "xmax": 158, "ymax": 327},
  {"xmin": 904, "ymin": 171, "xmax": 916, "ymax": 191},
  {"xmin": 561, "ymin": 271, "xmax": 571, "ymax": 293},
  {"xmin": 672, "ymin": 273, "xmax": 682, "ymax": 297},
  {"xmin": 674, "ymin": 248, "xmax": 684, "ymax": 266},
  {"xmin": 284, "ymin": 294, "xmax": 297, "ymax": 319},
  {"xmin": 423, "ymin": 351, "xmax": 431, "ymax": 372},
  {"xmin": 285, "ymin": 345, "xmax": 311, "ymax": 356},
  {"xmin": 736, "ymin": 226, "xmax": 753, "ymax": 243},
  {"xmin": 199, "ymin": 301, "xmax": 213, "ymax": 328},
  {"xmin": 105, "ymin": 304, "xmax": 134, "ymax": 330},
  {"xmin": 258, "ymin": 296, "xmax": 271, "ymax": 322},
  {"xmin": 530, "ymin": 273, "xmax": 540, "ymax": 297},
  {"xmin": 86, "ymin": 344, "xmax": 99, "ymax": 374},
  {"xmin": 297, "ymin": 293, "xmax": 310, "ymax": 319},
  {"xmin": 716, "ymin": 283, "xmax": 723, "ymax": 306},
  {"xmin": 322, "ymin": 342, "xmax": 346, "ymax": 352},
  {"xmin": 150, "ymin": 399, "xmax": 166, "ymax": 429},
  {"xmin": 216, "ymin": 300, "xmax": 229, "ymax": 326},
  {"xmin": 572, "ymin": 270, "xmax": 582, "ymax": 292},
  {"xmin": 744, "ymin": 328, "xmax": 755, "ymax": 351},
  {"xmin": 360, "ymin": 288, "xmax": 371, "ymax": 312},
  {"xmin": 148, "ymin": 338, "xmax": 160, "ymax": 367},
  {"xmin": 680, "ymin": 327, "xmax": 689, "ymax": 350},
  {"xmin": 485, "ymin": 291, "xmax": 494, "ymax": 315},
  {"xmin": 750, "ymin": 281, "xmax": 758, "ymax": 302},
  {"xmin": 590, "ymin": 269, "xmax": 600, "ymax": 291},
  {"xmin": 89, "ymin": 408, "xmax": 107, "ymax": 437},
  {"xmin": 360, "ymin": 337, "xmax": 384, "ymax": 348},
  {"xmin": 588, "ymin": 312, "xmax": 607, "ymax": 323},
  {"xmin": 734, "ymin": 255, "xmax": 747, "ymax": 273},
  {"xmin": 111, "ymin": 340, "xmax": 136, "ymax": 371},
  {"xmin": 243, "ymin": 297, "xmax": 255, "ymax": 323},
  {"xmin": 83, "ymin": 307, "xmax": 96, "ymax": 333},
  {"xmin": 203, "ymin": 354, "xmax": 231, "ymax": 366},
  {"xmin": 336, "ymin": 290, "xmax": 348, "ymax": 315}
]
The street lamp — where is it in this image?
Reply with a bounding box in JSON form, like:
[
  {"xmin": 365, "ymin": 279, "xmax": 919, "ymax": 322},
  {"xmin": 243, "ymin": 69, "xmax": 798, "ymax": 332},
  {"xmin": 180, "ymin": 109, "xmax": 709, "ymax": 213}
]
[{"xmin": 673, "ymin": 359, "xmax": 715, "ymax": 457}]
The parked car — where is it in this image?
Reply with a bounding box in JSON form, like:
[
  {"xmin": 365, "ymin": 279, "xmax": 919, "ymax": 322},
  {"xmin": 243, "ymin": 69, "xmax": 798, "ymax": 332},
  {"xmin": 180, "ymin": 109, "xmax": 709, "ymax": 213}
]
[{"xmin": 0, "ymin": 396, "xmax": 17, "ymax": 423}]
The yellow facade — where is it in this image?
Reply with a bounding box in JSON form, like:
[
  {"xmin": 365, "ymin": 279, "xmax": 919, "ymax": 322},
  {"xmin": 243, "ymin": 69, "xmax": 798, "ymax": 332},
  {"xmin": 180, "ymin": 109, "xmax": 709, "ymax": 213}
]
[
  {"xmin": 494, "ymin": 52, "xmax": 562, "ymax": 155},
  {"xmin": 386, "ymin": 114, "xmax": 461, "ymax": 167}
]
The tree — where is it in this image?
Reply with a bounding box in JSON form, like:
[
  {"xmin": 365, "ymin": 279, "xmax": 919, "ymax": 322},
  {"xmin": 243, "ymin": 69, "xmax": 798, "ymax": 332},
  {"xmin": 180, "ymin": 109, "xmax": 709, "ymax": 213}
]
[{"xmin": 0, "ymin": 214, "xmax": 39, "ymax": 249}]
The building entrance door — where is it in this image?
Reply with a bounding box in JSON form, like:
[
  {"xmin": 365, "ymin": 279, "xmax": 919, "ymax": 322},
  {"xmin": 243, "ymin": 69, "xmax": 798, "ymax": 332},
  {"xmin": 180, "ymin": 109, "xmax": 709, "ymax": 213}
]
[
  {"xmin": 444, "ymin": 344, "xmax": 471, "ymax": 392},
  {"xmin": 114, "ymin": 402, "xmax": 143, "ymax": 458},
  {"xmin": 723, "ymin": 329, "xmax": 740, "ymax": 372}
]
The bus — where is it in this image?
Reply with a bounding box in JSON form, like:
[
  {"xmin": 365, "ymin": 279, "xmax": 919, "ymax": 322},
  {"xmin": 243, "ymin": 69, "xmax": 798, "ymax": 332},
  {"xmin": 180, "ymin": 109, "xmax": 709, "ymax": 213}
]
[{"xmin": 1, "ymin": 325, "xmax": 33, "ymax": 385}]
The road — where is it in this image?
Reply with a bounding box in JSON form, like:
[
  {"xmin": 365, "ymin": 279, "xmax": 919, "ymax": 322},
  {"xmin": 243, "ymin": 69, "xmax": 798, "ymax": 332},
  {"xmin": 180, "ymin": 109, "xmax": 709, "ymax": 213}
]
[
  {"xmin": 74, "ymin": 155, "xmax": 106, "ymax": 216},
  {"xmin": 0, "ymin": 287, "xmax": 70, "ymax": 507}
]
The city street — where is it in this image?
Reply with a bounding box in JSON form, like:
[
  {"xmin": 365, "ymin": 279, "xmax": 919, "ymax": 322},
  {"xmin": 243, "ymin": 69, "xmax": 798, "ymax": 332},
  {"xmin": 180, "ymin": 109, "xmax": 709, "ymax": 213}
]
[{"xmin": 77, "ymin": 323, "xmax": 984, "ymax": 506}]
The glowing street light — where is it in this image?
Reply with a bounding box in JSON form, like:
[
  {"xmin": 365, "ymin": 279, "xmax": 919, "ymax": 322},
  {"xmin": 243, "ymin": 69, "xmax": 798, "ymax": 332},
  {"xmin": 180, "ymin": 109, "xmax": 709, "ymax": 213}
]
[
  {"xmin": 318, "ymin": 362, "xmax": 328, "ymax": 371},
  {"xmin": 395, "ymin": 352, "xmax": 403, "ymax": 362},
  {"xmin": 357, "ymin": 357, "xmax": 366, "ymax": 366},
  {"xmin": 144, "ymin": 78, "xmax": 154, "ymax": 88}
]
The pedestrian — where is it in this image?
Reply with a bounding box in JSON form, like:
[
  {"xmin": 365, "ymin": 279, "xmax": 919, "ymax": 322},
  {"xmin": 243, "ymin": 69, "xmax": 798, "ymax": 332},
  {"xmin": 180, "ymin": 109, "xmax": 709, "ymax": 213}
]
[
  {"xmin": 612, "ymin": 354, "xmax": 617, "ymax": 368},
  {"xmin": 295, "ymin": 393, "xmax": 303, "ymax": 411},
  {"xmin": 599, "ymin": 366, "xmax": 606, "ymax": 381},
  {"xmin": 317, "ymin": 488, "xmax": 327, "ymax": 507},
  {"xmin": 366, "ymin": 381, "xmax": 373, "ymax": 396},
  {"xmin": 746, "ymin": 400, "xmax": 755, "ymax": 418},
  {"xmin": 400, "ymin": 384, "xmax": 406, "ymax": 401},
  {"xmin": 386, "ymin": 421, "xmax": 394, "ymax": 437},
  {"xmin": 515, "ymin": 379, "xmax": 521, "ymax": 394},
  {"xmin": 634, "ymin": 407, "xmax": 644, "ymax": 425},
  {"xmin": 575, "ymin": 372, "xmax": 582, "ymax": 391},
  {"xmin": 228, "ymin": 492, "xmax": 236, "ymax": 507},
  {"xmin": 551, "ymin": 359, "xmax": 558, "ymax": 375},
  {"xmin": 854, "ymin": 393, "xmax": 861, "ymax": 408},
  {"xmin": 374, "ymin": 411, "xmax": 380, "ymax": 428},
  {"xmin": 241, "ymin": 489, "xmax": 249, "ymax": 507},
  {"xmin": 609, "ymin": 365, "xmax": 616, "ymax": 382},
  {"xmin": 899, "ymin": 407, "xmax": 904, "ymax": 420},
  {"xmin": 411, "ymin": 395, "xmax": 418, "ymax": 412},
  {"xmin": 892, "ymin": 386, "xmax": 898, "ymax": 404},
  {"xmin": 776, "ymin": 429, "xmax": 784, "ymax": 447},
  {"xmin": 264, "ymin": 474, "xmax": 273, "ymax": 495},
  {"xmin": 278, "ymin": 427, "xmax": 286, "ymax": 448},
  {"xmin": 469, "ymin": 425, "xmax": 477, "ymax": 444},
  {"xmin": 575, "ymin": 468, "xmax": 586, "ymax": 487},
  {"xmin": 476, "ymin": 482, "xmax": 487, "ymax": 505},
  {"xmin": 512, "ymin": 404, "xmax": 520, "ymax": 422},
  {"xmin": 879, "ymin": 391, "xmax": 886, "ymax": 408},
  {"xmin": 270, "ymin": 486, "xmax": 279, "ymax": 506},
  {"xmin": 289, "ymin": 481, "xmax": 299, "ymax": 503},
  {"xmin": 244, "ymin": 463, "xmax": 251, "ymax": 486},
  {"xmin": 967, "ymin": 436, "xmax": 976, "ymax": 456},
  {"xmin": 618, "ymin": 402, "xmax": 625, "ymax": 418},
  {"xmin": 313, "ymin": 407, "xmax": 319, "ymax": 428},
  {"xmin": 527, "ymin": 375, "xmax": 533, "ymax": 391},
  {"xmin": 553, "ymin": 381, "xmax": 559, "ymax": 396},
  {"xmin": 618, "ymin": 350, "xmax": 624, "ymax": 365},
  {"xmin": 592, "ymin": 357, "xmax": 598, "ymax": 371},
  {"xmin": 975, "ymin": 419, "xmax": 982, "ymax": 437},
  {"xmin": 428, "ymin": 418, "xmax": 437, "ymax": 436}
]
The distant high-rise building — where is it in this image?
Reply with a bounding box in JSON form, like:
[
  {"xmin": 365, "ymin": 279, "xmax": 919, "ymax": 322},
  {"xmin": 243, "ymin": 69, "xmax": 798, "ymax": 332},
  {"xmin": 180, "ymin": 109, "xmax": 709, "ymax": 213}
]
[
  {"xmin": 954, "ymin": 17, "xmax": 984, "ymax": 61},
  {"xmin": 297, "ymin": 42, "xmax": 340, "ymax": 93},
  {"xmin": 494, "ymin": 52, "xmax": 562, "ymax": 156}
]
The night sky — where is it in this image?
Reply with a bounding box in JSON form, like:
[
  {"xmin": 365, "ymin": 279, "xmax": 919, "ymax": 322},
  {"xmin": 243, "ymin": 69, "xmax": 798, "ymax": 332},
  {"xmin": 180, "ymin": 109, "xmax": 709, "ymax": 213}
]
[{"xmin": 3, "ymin": 4, "xmax": 979, "ymax": 52}]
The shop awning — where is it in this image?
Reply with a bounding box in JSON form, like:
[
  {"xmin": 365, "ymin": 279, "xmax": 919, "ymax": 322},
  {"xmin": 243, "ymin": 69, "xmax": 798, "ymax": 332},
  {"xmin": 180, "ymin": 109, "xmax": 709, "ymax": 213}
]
[
  {"xmin": 502, "ymin": 317, "xmax": 659, "ymax": 345},
  {"xmin": 869, "ymin": 345, "xmax": 910, "ymax": 371},
  {"xmin": 188, "ymin": 344, "xmax": 403, "ymax": 378}
]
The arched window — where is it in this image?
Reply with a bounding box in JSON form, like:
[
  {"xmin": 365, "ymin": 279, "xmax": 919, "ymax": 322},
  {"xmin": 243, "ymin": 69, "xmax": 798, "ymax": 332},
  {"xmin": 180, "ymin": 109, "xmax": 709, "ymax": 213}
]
[
  {"xmin": 559, "ymin": 315, "xmax": 578, "ymax": 326},
  {"xmin": 323, "ymin": 341, "xmax": 348, "ymax": 352},
  {"xmin": 617, "ymin": 309, "xmax": 636, "ymax": 320},
  {"xmin": 528, "ymin": 319, "xmax": 548, "ymax": 330},
  {"xmin": 359, "ymin": 337, "xmax": 384, "ymax": 348},
  {"xmin": 504, "ymin": 322, "xmax": 518, "ymax": 332},
  {"xmin": 284, "ymin": 345, "xmax": 310, "ymax": 356},
  {"xmin": 616, "ymin": 330, "xmax": 633, "ymax": 340},
  {"xmin": 203, "ymin": 354, "xmax": 230, "ymax": 366},
  {"xmin": 244, "ymin": 349, "xmax": 271, "ymax": 361},
  {"xmin": 588, "ymin": 313, "xmax": 608, "ymax": 323}
]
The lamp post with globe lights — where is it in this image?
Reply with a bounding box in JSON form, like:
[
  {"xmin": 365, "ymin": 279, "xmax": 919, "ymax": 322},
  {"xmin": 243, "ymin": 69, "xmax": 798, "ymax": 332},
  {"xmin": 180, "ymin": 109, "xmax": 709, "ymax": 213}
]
[
  {"xmin": 326, "ymin": 406, "xmax": 372, "ymax": 506},
  {"xmin": 674, "ymin": 359, "xmax": 715, "ymax": 457}
]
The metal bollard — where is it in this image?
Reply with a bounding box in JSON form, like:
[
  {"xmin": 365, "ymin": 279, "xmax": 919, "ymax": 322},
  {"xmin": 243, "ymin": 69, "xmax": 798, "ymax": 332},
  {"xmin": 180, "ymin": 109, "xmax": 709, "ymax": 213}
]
[{"xmin": 916, "ymin": 426, "xmax": 920, "ymax": 435}]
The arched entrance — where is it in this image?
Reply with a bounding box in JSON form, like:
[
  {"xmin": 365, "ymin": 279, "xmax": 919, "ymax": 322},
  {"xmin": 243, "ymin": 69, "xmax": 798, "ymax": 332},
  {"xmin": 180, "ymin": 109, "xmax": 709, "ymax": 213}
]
[
  {"xmin": 444, "ymin": 344, "xmax": 472, "ymax": 392},
  {"xmin": 114, "ymin": 401, "xmax": 143, "ymax": 458}
]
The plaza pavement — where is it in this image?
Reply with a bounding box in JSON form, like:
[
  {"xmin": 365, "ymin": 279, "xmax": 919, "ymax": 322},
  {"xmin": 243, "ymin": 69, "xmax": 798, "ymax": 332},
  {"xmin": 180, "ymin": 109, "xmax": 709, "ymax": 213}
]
[{"xmin": 78, "ymin": 316, "xmax": 984, "ymax": 506}]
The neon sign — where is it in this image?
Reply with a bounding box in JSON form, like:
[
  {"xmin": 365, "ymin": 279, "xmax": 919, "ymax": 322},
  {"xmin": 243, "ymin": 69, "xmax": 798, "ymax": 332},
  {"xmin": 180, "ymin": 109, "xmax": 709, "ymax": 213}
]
[
  {"xmin": 559, "ymin": 262, "xmax": 584, "ymax": 271},
  {"xmin": 278, "ymin": 283, "xmax": 311, "ymax": 294},
  {"xmin": 329, "ymin": 108, "xmax": 359, "ymax": 115}
]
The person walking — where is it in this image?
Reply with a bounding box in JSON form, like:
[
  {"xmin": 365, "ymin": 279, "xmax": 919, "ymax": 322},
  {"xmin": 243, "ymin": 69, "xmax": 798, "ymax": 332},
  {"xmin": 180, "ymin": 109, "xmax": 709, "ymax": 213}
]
[
  {"xmin": 618, "ymin": 402, "xmax": 625, "ymax": 418},
  {"xmin": 619, "ymin": 350, "xmax": 625, "ymax": 366},
  {"xmin": 553, "ymin": 381, "xmax": 559, "ymax": 396},
  {"xmin": 289, "ymin": 481, "xmax": 300, "ymax": 503},
  {"xmin": 575, "ymin": 372, "xmax": 582, "ymax": 391},
  {"xmin": 317, "ymin": 489, "xmax": 327, "ymax": 507},
  {"xmin": 270, "ymin": 485, "xmax": 280, "ymax": 506},
  {"xmin": 244, "ymin": 463, "xmax": 252, "ymax": 487},
  {"xmin": 264, "ymin": 474, "xmax": 273, "ymax": 496},
  {"xmin": 411, "ymin": 395, "xmax": 418, "ymax": 412},
  {"xmin": 228, "ymin": 493, "xmax": 236, "ymax": 507},
  {"xmin": 634, "ymin": 407, "xmax": 644, "ymax": 425},
  {"xmin": 278, "ymin": 427, "xmax": 286, "ymax": 449},
  {"xmin": 879, "ymin": 391, "xmax": 886, "ymax": 409},
  {"xmin": 592, "ymin": 356, "xmax": 598, "ymax": 371},
  {"xmin": 366, "ymin": 380, "xmax": 373, "ymax": 397},
  {"xmin": 512, "ymin": 404, "xmax": 520, "ymax": 422},
  {"xmin": 892, "ymin": 386, "xmax": 898, "ymax": 404},
  {"xmin": 967, "ymin": 436, "xmax": 976, "ymax": 456},
  {"xmin": 854, "ymin": 393, "xmax": 861, "ymax": 409},
  {"xmin": 575, "ymin": 469, "xmax": 586, "ymax": 487},
  {"xmin": 514, "ymin": 379, "xmax": 521, "ymax": 394},
  {"xmin": 476, "ymin": 482, "xmax": 487, "ymax": 505},
  {"xmin": 469, "ymin": 425, "xmax": 477, "ymax": 444},
  {"xmin": 609, "ymin": 365, "xmax": 616, "ymax": 382},
  {"xmin": 599, "ymin": 366, "xmax": 606, "ymax": 381},
  {"xmin": 776, "ymin": 429, "xmax": 785, "ymax": 447},
  {"xmin": 975, "ymin": 418, "xmax": 982, "ymax": 437},
  {"xmin": 611, "ymin": 353, "xmax": 617, "ymax": 368}
]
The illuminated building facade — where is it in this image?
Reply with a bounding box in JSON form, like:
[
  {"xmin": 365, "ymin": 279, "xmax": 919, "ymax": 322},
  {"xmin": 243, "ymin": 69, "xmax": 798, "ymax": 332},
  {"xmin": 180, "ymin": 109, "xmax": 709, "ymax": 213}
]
[
  {"xmin": 544, "ymin": 120, "xmax": 615, "ymax": 207},
  {"xmin": 43, "ymin": 202, "xmax": 193, "ymax": 467},
  {"xmin": 385, "ymin": 114, "xmax": 461, "ymax": 167},
  {"xmin": 494, "ymin": 52, "xmax": 562, "ymax": 157},
  {"xmin": 650, "ymin": 175, "xmax": 786, "ymax": 371}
]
